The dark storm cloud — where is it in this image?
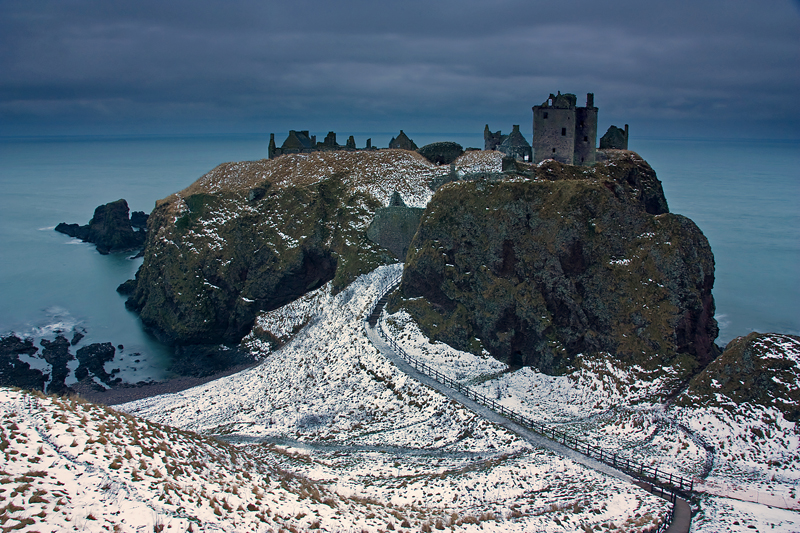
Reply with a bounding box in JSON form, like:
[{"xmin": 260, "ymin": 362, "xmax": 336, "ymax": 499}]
[{"xmin": 1, "ymin": 0, "xmax": 798, "ymax": 137}]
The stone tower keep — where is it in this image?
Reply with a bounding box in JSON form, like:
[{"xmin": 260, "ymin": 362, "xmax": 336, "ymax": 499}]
[{"xmin": 532, "ymin": 92, "xmax": 597, "ymax": 166}]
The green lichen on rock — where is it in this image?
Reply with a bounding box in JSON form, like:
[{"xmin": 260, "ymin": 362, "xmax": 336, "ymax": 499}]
[
  {"xmin": 126, "ymin": 170, "xmax": 393, "ymax": 347},
  {"xmin": 391, "ymin": 151, "xmax": 717, "ymax": 375},
  {"xmin": 675, "ymin": 333, "xmax": 800, "ymax": 422}
]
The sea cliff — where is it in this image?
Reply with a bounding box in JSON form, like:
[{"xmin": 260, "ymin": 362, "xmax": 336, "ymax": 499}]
[{"xmin": 391, "ymin": 150, "xmax": 718, "ymax": 375}]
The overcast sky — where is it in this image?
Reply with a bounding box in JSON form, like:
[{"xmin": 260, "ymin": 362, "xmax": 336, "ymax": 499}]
[{"xmin": 1, "ymin": 0, "xmax": 798, "ymax": 141}]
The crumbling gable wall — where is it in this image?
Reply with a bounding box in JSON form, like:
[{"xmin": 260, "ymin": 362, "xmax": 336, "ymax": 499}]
[
  {"xmin": 388, "ymin": 131, "xmax": 418, "ymax": 151},
  {"xmin": 600, "ymin": 124, "xmax": 629, "ymax": 150},
  {"xmin": 484, "ymin": 125, "xmax": 506, "ymax": 151}
]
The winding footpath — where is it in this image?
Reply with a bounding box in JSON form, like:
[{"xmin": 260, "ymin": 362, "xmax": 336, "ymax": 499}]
[{"xmin": 364, "ymin": 281, "xmax": 691, "ymax": 533}]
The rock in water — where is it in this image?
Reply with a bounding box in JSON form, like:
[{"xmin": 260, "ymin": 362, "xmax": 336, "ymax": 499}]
[
  {"xmin": 130, "ymin": 210, "xmax": 149, "ymax": 229},
  {"xmin": 74, "ymin": 342, "xmax": 116, "ymax": 385},
  {"xmin": 0, "ymin": 335, "xmax": 46, "ymax": 391},
  {"xmin": 86, "ymin": 199, "xmax": 146, "ymax": 254},
  {"xmin": 56, "ymin": 199, "xmax": 146, "ymax": 254},
  {"xmin": 393, "ymin": 151, "xmax": 718, "ymax": 374},
  {"xmin": 40, "ymin": 335, "xmax": 74, "ymax": 394}
]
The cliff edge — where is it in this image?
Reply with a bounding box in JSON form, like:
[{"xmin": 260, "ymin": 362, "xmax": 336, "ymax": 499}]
[
  {"xmin": 391, "ymin": 150, "xmax": 718, "ymax": 375},
  {"xmin": 123, "ymin": 150, "xmax": 443, "ymax": 355}
]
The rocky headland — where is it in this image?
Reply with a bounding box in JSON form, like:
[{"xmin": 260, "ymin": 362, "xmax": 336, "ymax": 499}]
[
  {"xmin": 120, "ymin": 150, "xmax": 442, "ymax": 366},
  {"xmin": 25, "ymin": 148, "xmax": 794, "ymax": 405},
  {"xmin": 391, "ymin": 150, "xmax": 717, "ymax": 382}
]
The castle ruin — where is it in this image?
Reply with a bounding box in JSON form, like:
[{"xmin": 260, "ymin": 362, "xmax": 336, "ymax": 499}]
[
  {"xmin": 532, "ymin": 92, "xmax": 597, "ymax": 166},
  {"xmin": 268, "ymin": 130, "xmax": 373, "ymax": 159},
  {"xmin": 484, "ymin": 124, "xmax": 532, "ymax": 162},
  {"xmin": 599, "ymin": 124, "xmax": 629, "ymax": 150}
]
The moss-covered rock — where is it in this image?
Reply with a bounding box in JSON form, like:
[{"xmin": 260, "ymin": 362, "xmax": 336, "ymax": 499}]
[
  {"xmin": 391, "ymin": 151, "xmax": 718, "ymax": 375},
  {"xmin": 126, "ymin": 173, "xmax": 393, "ymax": 346},
  {"xmin": 124, "ymin": 150, "xmax": 448, "ymax": 355},
  {"xmin": 675, "ymin": 333, "xmax": 800, "ymax": 422}
]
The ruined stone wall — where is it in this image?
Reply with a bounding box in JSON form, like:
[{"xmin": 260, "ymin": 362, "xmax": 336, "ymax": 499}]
[
  {"xmin": 574, "ymin": 106, "xmax": 598, "ymax": 165},
  {"xmin": 533, "ymin": 106, "xmax": 575, "ymax": 164}
]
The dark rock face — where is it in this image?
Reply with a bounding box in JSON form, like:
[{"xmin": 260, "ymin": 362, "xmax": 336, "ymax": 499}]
[
  {"xmin": 75, "ymin": 342, "xmax": 116, "ymax": 384},
  {"xmin": 393, "ymin": 153, "xmax": 717, "ymax": 374},
  {"xmin": 116, "ymin": 279, "xmax": 137, "ymax": 295},
  {"xmin": 676, "ymin": 333, "xmax": 800, "ymax": 422},
  {"xmin": 86, "ymin": 199, "xmax": 146, "ymax": 254},
  {"xmin": 169, "ymin": 344, "xmax": 256, "ymax": 378},
  {"xmin": 0, "ymin": 335, "xmax": 46, "ymax": 391},
  {"xmin": 40, "ymin": 335, "xmax": 74, "ymax": 394},
  {"xmin": 366, "ymin": 203, "xmax": 425, "ymax": 260},
  {"xmin": 418, "ymin": 142, "xmax": 464, "ymax": 165},
  {"xmin": 55, "ymin": 199, "xmax": 147, "ymax": 254},
  {"xmin": 126, "ymin": 173, "xmax": 393, "ymax": 348}
]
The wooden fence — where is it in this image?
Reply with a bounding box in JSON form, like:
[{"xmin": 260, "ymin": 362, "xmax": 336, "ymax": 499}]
[{"xmin": 365, "ymin": 277, "xmax": 695, "ymax": 504}]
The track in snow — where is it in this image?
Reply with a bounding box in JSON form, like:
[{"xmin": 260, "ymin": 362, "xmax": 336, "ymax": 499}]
[{"xmin": 364, "ymin": 283, "xmax": 691, "ymax": 533}]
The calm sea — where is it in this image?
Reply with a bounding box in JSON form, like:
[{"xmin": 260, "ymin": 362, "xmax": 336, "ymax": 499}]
[{"xmin": 0, "ymin": 133, "xmax": 797, "ymax": 384}]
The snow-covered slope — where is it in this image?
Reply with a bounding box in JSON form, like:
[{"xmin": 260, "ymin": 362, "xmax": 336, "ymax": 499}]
[
  {"xmin": 119, "ymin": 265, "xmax": 670, "ymax": 531},
  {"xmin": 0, "ymin": 388, "xmax": 404, "ymax": 532},
  {"xmin": 673, "ymin": 333, "xmax": 800, "ymax": 529},
  {"xmin": 382, "ymin": 307, "xmax": 800, "ymax": 531},
  {"xmin": 175, "ymin": 149, "xmax": 503, "ymax": 209}
]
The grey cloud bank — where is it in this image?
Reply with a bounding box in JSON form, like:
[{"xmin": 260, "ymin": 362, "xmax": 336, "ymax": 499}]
[{"xmin": 1, "ymin": 0, "xmax": 798, "ymax": 139}]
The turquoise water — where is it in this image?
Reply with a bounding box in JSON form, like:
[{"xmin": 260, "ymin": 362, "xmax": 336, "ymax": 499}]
[
  {"xmin": 0, "ymin": 134, "xmax": 797, "ymax": 384},
  {"xmin": 0, "ymin": 135, "xmax": 273, "ymax": 382}
]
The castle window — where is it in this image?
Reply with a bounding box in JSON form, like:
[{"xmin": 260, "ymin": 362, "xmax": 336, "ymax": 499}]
[
  {"xmin": 561, "ymin": 128, "xmax": 566, "ymax": 136},
  {"xmin": 584, "ymin": 136, "xmax": 588, "ymax": 142},
  {"xmin": 552, "ymin": 148, "xmax": 556, "ymax": 153},
  {"xmin": 543, "ymin": 112, "xmax": 548, "ymax": 119}
]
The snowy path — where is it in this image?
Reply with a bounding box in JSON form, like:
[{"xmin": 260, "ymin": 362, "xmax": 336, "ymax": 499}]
[
  {"xmin": 367, "ymin": 322, "xmax": 692, "ymax": 532},
  {"xmin": 364, "ymin": 286, "xmax": 692, "ymax": 533},
  {"xmin": 218, "ymin": 435, "xmax": 487, "ymax": 458},
  {"xmin": 366, "ymin": 323, "xmax": 639, "ymax": 482}
]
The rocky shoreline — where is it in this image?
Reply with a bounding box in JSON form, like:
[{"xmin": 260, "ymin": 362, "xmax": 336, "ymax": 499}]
[
  {"xmin": 1, "ymin": 329, "xmax": 257, "ymax": 404},
  {"xmin": 71, "ymin": 362, "xmax": 256, "ymax": 405}
]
